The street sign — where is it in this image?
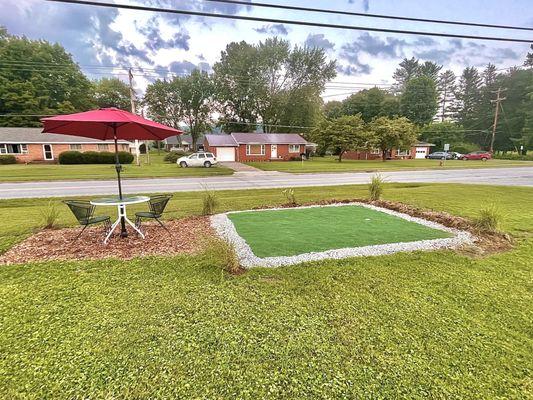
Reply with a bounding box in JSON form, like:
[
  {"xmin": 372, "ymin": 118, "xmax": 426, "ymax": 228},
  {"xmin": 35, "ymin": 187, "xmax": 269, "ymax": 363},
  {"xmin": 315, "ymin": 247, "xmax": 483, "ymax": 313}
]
[{"xmin": 444, "ymin": 143, "xmax": 450, "ymax": 151}]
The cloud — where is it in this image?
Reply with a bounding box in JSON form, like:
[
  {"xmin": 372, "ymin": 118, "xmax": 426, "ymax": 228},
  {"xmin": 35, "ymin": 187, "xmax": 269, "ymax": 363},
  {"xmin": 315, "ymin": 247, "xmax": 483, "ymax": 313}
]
[
  {"xmin": 138, "ymin": 23, "xmax": 190, "ymax": 52},
  {"xmin": 168, "ymin": 60, "xmax": 212, "ymax": 75},
  {"xmin": 304, "ymin": 34, "xmax": 335, "ymax": 50},
  {"xmin": 254, "ymin": 24, "xmax": 289, "ymax": 35},
  {"xmin": 337, "ymin": 62, "xmax": 371, "ymax": 76},
  {"xmin": 414, "ymin": 48, "xmax": 456, "ymax": 64},
  {"xmin": 341, "ymin": 33, "xmax": 407, "ymax": 59}
]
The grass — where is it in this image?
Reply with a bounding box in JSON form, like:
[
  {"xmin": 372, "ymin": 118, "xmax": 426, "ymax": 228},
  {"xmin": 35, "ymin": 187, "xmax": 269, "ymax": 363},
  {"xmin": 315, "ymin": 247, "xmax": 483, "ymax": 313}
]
[
  {"xmin": 246, "ymin": 156, "xmax": 533, "ymax": 173},
  {"xmin": 0, "ymin": 184, "xmax": 532, "ymax": 398},
  {"xmin": 0, "ymin": 152, "xmax": 233, "ymax": 182},
  {"xmin": 228, "ymin": 205, "xmax": 451, "ymax": 257}
]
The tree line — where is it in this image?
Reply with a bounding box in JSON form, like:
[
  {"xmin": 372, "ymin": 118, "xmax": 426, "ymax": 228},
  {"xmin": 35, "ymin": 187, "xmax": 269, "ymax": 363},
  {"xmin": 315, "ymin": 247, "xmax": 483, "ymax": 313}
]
[{"xmin": 1, "ymin": 25, "xmax": 532, "ymax": 153}]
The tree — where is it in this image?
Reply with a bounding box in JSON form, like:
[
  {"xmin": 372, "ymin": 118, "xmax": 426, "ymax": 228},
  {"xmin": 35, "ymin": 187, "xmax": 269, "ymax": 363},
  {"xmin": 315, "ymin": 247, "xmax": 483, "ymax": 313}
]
[
  {"xmin": 437, "ymin": 70, "xmax": 456, "ymax": 122},
  {"xmin": 341, "ymin": 87, "xmax": 400, "ymax": 122},
  {"xmin": 369, "ymin": 116, "xmax": 417, "ymax": 161},
  {"xmin": 213, "ymin": 38, "xmax": 336, "ymax": 133},
  {"xmin": 456, "ymin": 67, "xmax": 483, "ymax": 130},
  {"xmin": 93, "ymin": 77, "xmax": 131, "ymax": 110},
  {"xmin": 144, "ymin": 70, "xmax": 214, "ymax": 148},
  {"xmin": 311, "ymin": 114, "xmax": 370, "ymax": 162},
  {"xmin": 392, "ymin": 57, "xmax": 420, "ymax": 92},
  {"xmin": 419, "ymin": 61, "xmax": 442, "ymax": 83},
  {"xmin": 419, "ymin": 122, "xmax": 465, "ymax": 150},
  {"xmin": 0, "ymin": 26, "xmax": 94, "ymax": 126},
  {"xmin": 323, "ymin": 100, "xmax": 343, "ymax": 119},
  {"xmin": 524, "ymin": 44, "xmax": 533, "ymax": 68},
  {"xmin": 399, "ymin": 76, "xmax": 438, "ymax": 126}
]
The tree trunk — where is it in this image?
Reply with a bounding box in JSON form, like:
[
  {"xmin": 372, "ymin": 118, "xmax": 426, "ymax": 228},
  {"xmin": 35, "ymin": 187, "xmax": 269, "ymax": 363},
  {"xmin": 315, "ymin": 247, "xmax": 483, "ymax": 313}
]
[
  {"xmin": 382, "ymin": 149, "xmax": 387, "ymax": 162},
  {"xmin": 338, "ymin": 149, "xmax": 345, "ymax": 162}
]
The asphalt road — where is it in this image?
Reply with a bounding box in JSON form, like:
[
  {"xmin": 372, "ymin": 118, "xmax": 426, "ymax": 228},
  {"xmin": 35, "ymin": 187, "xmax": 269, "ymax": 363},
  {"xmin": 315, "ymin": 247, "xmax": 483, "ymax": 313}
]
[{"xmin": 0, "ymin": 167, "xmax": 532, "ymax": 199}]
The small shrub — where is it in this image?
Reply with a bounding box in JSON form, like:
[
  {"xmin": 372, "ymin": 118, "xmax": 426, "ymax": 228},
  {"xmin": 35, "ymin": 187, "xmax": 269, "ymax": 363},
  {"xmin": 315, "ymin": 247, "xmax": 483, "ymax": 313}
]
[
  {"xmin": 369, "ymin": 174, "xmax": 385, "ymax": 201},
  {"xmin": 474, "ymin": 204, "xmax": 502, "ymax": 232},
  {"xmin": 0, "ymin": 155, "xmax": 17, "ymax": 164},
  {"xmin": 164, "ymin": 152, "xmax": 179, "ymax": 163},
  {"xmin": 281, "ymin": 188, "xmax": 297, "ymax": 205},
  {"xmin": 205, "ymin": 237, "xmax": 242, "ymax": 274},
  {"xmin": 40, "ymin": 200, "xmax": 61, "ymax": 229},
  {"xmin": 289, "ymin": 156, "xmax": 302, "ymax": 161},
  {"xmin": 493, "ymin": 153, "xmax": 533, "ymax": 161},
  {"xmin": 201, "ymin": 187, "xmax": 219, "ymax": 215},
  {"xmin": 117, "ymin": 151, "xmax": 134, "ymax": 164},
  {"xmin": 58, "ymin": 151, "xmax": 84, "ymax": 164},
  {"xmin": 59, "ymin": 150, "xmax": 133, "ymax": 164}
]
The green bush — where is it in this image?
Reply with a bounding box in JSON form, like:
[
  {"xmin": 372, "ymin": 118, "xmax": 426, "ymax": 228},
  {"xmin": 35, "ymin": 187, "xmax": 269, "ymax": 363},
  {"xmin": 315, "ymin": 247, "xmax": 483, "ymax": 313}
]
[
  {"xmin": 452, "ymin": 142, "xmax": 479, "ymax": 154},
  {"xmin": 0, "ymin": 155, "xmax": 17, "ymax": 164},
  {"xmin": 281, "ymin": 188, "xmax": 298, "ymax": 205},
  {"xmin": 201, "ymin": 187, "xmax": 219, "ymax": 215},
  {"xmin": 164, "ymin": 152, "xmax": 179, "ymax": 163},
  {"xmin": 369, "ymin": 174, "xmax": 385, "ymax": 201},
  {"xmin": 493, "ymin": 153, "xmax": 533, "ymax": 161},
  {"xmin": 474, "ymin": 204, "xmax": 502, "ymax": 232},
  {"xmin": 59, "ymin": 150, "xmax": 133, "ymax": 164},
  {"xmin": 40, "ymin": 200, "xmax": 61, "ymax": 229}
]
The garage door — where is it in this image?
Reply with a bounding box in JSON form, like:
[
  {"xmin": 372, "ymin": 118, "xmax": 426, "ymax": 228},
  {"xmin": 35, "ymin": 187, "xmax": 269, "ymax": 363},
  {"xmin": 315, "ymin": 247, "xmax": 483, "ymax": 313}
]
[
  {"xmin": 216, "ymin": 147, "xmax": 235, "ymax": 161},
  {"xmin": 414, "ymin": 147, "xmax": 427, "ymax": 159}
]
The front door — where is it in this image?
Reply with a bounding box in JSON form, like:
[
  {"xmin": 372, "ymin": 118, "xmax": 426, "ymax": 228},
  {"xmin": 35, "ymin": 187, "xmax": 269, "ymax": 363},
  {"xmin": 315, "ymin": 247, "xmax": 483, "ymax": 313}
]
[
  {"xmin": 43, "ymin": 144, "xmax": 54, "ymax": 160},
  {"xmin": 271, "ymin": 144, "xmax": 277, "ymax": 159}
]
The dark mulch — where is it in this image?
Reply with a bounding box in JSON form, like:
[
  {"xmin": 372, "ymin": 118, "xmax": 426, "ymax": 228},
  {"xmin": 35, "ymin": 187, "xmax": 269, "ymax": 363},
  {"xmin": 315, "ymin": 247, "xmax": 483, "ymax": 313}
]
[{"xmin": 0, "ymin": 217, "xmax": 214, "ymax": 265}]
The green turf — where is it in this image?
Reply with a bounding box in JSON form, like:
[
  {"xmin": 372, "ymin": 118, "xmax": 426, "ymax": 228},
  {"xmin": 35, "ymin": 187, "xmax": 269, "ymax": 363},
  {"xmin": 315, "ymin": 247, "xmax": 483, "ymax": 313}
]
[
  {"xmin": 228, "ymin": 205, "xmax": 452, "ymax": 257},
  {"xmin": 246, "ymin": 156, "xmax": 533, "ymax": 173},
  {"xmin": 0, "ymin": 152, "xmax": 233, "ymax": 182},
  {"xmin": 0, "ymin": 184, "xmax": 532, "ymax": 398}
]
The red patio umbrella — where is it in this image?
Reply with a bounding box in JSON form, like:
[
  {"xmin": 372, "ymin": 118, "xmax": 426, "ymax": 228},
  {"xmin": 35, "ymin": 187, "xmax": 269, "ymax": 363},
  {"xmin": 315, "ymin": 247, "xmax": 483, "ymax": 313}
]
[{"xmin": 42, "ymin": 108, "xmax": 182, "ymax": 236}]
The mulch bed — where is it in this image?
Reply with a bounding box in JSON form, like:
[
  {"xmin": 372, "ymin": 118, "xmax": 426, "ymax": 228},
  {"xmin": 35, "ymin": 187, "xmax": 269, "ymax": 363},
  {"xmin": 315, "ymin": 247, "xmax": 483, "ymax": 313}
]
[{"xmin": 0, "ymin": 217, "xmax": 214, "ymax": 265}]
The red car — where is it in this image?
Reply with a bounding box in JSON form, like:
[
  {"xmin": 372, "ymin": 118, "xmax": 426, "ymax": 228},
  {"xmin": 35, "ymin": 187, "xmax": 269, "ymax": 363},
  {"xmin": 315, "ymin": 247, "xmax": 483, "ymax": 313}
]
[{"xmin": 462, "ymin": 151, "xmax": 492, "ymax": 161}]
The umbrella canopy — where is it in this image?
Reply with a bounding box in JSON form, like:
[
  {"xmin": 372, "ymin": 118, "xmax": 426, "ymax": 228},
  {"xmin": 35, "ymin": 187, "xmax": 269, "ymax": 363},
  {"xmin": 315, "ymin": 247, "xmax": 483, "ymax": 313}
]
[
  {"xmin": 41, "ymin": 107, "xmax": 182, "ymax": 141},
  {"xmin": 41, "ymin": 108, "xmax": 183, "ymax": 239}
]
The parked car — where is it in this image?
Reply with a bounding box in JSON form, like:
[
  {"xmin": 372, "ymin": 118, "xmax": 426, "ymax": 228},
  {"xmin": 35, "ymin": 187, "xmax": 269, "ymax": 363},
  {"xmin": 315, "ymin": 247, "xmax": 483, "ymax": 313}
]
[
  {"xmin": 177, "ymin": 152, "xmax": 218, "ymax": 168},
  {"xmin": 448, "ymin": 151, "xmax": 463, "ymax": 159},
  {"xmin": 426, "ymin": 151, "xmax": 454, "ymax": 160},
  {"xmin": 462, "ymin": 151, "xmax": 492, "ymax": 161}
]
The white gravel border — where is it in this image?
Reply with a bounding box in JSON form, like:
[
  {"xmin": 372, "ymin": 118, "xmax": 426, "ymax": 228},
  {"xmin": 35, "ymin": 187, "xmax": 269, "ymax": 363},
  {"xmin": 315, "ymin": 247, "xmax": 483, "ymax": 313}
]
[{"xmin": 210, "ymin": 202, "xmax": 475, "ymax": 268}]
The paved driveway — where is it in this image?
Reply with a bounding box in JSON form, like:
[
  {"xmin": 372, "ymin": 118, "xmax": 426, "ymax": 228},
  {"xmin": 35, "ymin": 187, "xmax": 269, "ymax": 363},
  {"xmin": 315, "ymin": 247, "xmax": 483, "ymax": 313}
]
[{"xmin": 0, "ymin": 167, "xmax": 531, "ymax": 199}]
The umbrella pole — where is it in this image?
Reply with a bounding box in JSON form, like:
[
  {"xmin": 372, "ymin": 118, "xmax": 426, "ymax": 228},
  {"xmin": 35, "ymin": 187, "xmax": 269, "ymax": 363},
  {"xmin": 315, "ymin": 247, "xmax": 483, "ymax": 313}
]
[{"xmin": 113, "ymin": 126, "xmax": 128, "ymax": 238}]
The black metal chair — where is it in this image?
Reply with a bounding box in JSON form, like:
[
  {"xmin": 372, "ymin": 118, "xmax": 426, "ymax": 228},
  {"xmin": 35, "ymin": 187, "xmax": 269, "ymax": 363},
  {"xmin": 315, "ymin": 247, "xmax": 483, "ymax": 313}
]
[
  {"xmin": 63, "ymin": 200, "xmax": 111, "ymax": 240},
  {"xmin": 135, "ymin": 194, "xmax": 172, "ymax": 233}
]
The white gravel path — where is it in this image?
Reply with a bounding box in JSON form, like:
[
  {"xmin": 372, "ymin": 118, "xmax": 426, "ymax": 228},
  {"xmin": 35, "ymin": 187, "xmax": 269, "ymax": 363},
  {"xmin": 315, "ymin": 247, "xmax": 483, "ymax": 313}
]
[{"xmin": 210, "ymin": 202, "xmax": 475, "ymax": 268}]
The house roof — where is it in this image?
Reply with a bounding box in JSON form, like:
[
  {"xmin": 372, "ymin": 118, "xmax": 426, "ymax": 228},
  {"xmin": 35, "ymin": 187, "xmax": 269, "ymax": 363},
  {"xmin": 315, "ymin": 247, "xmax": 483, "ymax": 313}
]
[
  {"xmin": 0, "ymin": 127, "xmax": 131, "ymax": 144},
  {"xmin": 413, "ymin": 142, "xmax": 435, "ymax": 147},
  {"xmin": 205, "ymin": 134, "xmax": 239, "ymax": 147},
  {"xmin": 230, "ymin": 133, "xmax": 307, "ymax": 145},
  {"xmin": 164, "ymin": 134, "xmax": 203, "ymax": 146}
]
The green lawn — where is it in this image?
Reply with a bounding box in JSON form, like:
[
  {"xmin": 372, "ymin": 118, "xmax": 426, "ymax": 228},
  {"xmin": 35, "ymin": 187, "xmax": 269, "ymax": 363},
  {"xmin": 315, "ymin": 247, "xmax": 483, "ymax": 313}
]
[
  {"xmin": 0, "ymin": 153, "xmax": 233, "ymax": 182},
  {"xmin": 246, "ymin": 156, "xmax": 533, "ymax": 173},
  {"xmin": 1, "ymin": 184, "xmax": 532, "ymax": 398},
  {"xmin": 228, "ymin": 205, "xmax": 451, "ymax": 257}
]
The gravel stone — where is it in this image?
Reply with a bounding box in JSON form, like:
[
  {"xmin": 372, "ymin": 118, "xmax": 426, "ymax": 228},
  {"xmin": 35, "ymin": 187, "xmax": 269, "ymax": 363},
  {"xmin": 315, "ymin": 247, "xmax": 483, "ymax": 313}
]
[{"xmin": 210, "ymin": 202, "xmax": 475, "ymax": 268}]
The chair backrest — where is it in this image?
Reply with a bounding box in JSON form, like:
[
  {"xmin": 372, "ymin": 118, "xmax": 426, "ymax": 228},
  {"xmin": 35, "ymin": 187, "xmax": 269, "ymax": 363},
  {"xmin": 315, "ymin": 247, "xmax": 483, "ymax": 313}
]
[
  {"xmin": 149, "ymin": 195, "xmax": 172, "ymax": 217},
  {"xmin": 63, "ymin": 200, "xmax": 95, "ymax": 225}
]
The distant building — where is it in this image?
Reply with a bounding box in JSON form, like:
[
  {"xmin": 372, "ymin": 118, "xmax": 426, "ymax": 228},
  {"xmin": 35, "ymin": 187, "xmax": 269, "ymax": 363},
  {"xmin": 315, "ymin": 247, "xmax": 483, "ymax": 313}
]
[
  {"xmin": 343, "ymin": 142, "xmax": 435, "ymax": 160},
  {"xmin": 0, "ymin": 127, "xmax": 132, "ymax": 163},
  {"xmin": 204, "ymin": 132, "xmax": 308, "ymax": 162},
  {"xmin": 164, "ymin": 134, "xmax": 205, "ymax": 152}
]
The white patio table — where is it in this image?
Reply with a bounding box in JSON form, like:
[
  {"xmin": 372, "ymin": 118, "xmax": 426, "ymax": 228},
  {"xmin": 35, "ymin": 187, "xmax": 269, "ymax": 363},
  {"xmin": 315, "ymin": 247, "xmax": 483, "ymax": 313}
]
[{"xmin": 90, "ymin": 195, "xmax": 150, "ymax": 244}]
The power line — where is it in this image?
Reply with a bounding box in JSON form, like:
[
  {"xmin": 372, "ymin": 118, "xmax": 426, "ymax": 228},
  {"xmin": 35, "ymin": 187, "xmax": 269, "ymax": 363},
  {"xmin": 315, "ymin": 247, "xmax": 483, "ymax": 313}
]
[
  {"xmin": 203, "ymin": 0, "xmax": 533, "ymax": 32},
  {"xmin": 45, "ymin": 0, "xmax": 533, "ymax": 43}
]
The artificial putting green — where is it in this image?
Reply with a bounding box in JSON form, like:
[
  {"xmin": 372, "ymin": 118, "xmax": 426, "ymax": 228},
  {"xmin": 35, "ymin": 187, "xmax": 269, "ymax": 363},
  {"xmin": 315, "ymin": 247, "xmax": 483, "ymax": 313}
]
[{"xmin": 228, "ymin": 205, "xmax": 453, "ymax": 257}]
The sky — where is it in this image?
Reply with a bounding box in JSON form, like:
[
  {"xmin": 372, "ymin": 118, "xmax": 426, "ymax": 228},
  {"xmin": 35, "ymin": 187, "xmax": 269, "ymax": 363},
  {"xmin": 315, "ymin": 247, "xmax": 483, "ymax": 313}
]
[{"xmin": 1, "ymin": 0, "xmax": 532, "ymax": 100}]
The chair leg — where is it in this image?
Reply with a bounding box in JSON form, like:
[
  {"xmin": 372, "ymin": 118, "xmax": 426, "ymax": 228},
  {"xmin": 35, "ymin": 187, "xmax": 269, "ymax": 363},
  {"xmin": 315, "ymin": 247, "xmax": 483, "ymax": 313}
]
[
  {"xmin": 155, "ymin": 217, "xmax": 171, "ymax": 234},
  {"xmin": 74, "ymin": 224, "xmax": 88, "ymax": 241},
  {"xmin": 135, "ymin": 216, "xmax": 143, "ymax": 236}
]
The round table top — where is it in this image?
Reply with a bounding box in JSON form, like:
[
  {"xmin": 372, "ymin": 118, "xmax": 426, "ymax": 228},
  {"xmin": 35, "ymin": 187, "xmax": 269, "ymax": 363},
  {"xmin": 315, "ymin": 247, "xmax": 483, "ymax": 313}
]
[{"xmin": 90, "ymin": 195, "xmax": 150, "ymax": 206}]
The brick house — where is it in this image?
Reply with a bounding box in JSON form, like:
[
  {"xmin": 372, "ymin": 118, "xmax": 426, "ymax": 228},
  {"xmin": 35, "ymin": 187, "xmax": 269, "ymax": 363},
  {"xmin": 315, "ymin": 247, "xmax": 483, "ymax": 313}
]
[
  {"xmin": 343, "ymin": 142, "xmax": 435, "ymax": 160},
  {"xmin": 204, "ymin": 132, "xmax": 307, "ymax": 162},
  {"xmin": 0, "ymin": 127, "xmax": 132, "ymax": 163}
]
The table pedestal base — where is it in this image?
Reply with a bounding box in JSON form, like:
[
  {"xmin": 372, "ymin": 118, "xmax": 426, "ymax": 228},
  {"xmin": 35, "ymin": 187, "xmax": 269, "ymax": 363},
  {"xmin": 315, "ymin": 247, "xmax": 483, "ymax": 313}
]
[{"xmin": 104, "ymin": 204, "xmax": 145, "ymax": 244}]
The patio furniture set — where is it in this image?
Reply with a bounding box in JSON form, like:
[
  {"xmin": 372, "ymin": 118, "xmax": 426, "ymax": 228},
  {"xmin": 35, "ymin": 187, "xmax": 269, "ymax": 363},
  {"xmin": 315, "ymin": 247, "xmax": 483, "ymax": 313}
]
[{"xmin": 64, "ymin": 194, "xmax": 172, "ymax": 244}]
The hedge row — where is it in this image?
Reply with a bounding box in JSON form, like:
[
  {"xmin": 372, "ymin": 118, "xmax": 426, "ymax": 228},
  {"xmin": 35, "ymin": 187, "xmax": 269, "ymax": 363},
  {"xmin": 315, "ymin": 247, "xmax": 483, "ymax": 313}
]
[
  {"xmin": 493, "ymin": 153, "xmax": 533, "ymax": 161},
  {"xmin": 0, "ymin": 155, "xmax": 16, "ymax": 164},
  {"xmin": 58, "ymin": 151, "xmax": 134, "ymax": 164}
]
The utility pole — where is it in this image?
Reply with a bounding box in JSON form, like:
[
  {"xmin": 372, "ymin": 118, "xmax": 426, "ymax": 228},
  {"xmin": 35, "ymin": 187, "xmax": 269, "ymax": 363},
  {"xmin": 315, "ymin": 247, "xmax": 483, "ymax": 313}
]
[
  {"xmin": 128, "ymin": 68, "xmax": 141, "ymax": 166},
  {"xmin": 490, "ymin": 87, "xmax": 507, "ymax": 153}
]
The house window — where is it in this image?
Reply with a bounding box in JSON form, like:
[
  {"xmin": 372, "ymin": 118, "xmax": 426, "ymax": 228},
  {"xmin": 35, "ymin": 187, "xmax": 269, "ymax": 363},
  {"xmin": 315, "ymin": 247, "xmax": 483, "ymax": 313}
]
[
  {"xmin": 97, "ymin": 144, "xmax": 109, "ymax": 151},
  {"xmin": 0, "ymin": 144, "xmax": 28, "ymax": 154},
  {"xmin": 288, "ymin": 144, "xmax": 300, "ymax": 153},
  {"xmin": 70, "ymin": 144, "xmax": 82, "ymax": 151},
  {"xmin": 121, "ymin": 144, "xmax": 129, "ymax": 151},
  {"xmin": 397, "ymin": 148, "xmax": 410, "ymax": 156},
  {"xmin": 370, "ymin": 148, "xmax": 381, "ymax": 155},
  {"xmin": 246, "ymin": 144, "xmax": 265, "ymax": 156}
]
